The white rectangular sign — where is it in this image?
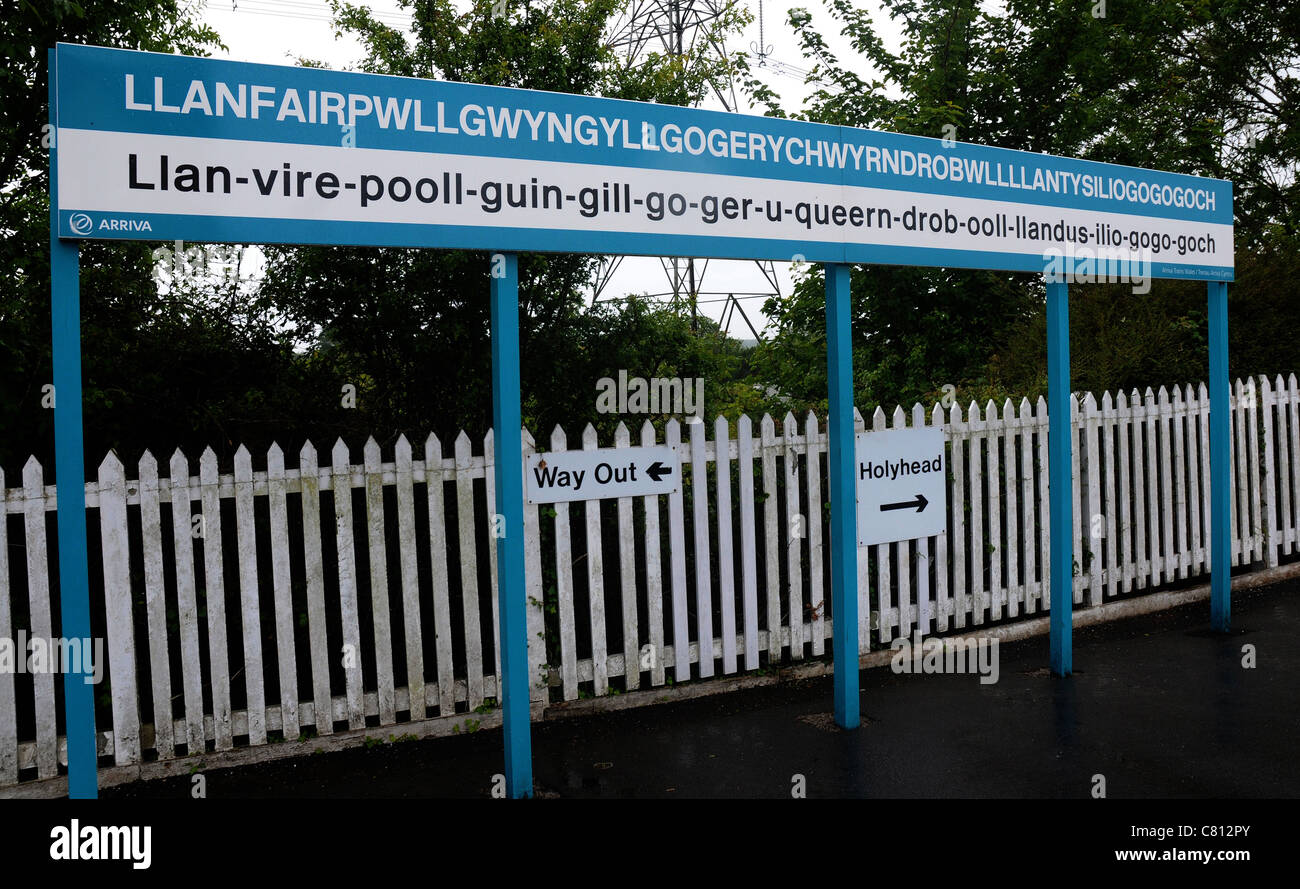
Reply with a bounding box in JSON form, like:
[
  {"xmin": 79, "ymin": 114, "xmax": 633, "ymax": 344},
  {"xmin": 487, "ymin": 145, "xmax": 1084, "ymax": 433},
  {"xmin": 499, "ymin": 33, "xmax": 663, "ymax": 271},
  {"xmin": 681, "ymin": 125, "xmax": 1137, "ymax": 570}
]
[
  {"xmin": 856, "ymin": 427, "xmax": 947, "ymax": 547},
  {"xmin": 525, "ymin": 445, "xmax": 679, "ymax": 504}
]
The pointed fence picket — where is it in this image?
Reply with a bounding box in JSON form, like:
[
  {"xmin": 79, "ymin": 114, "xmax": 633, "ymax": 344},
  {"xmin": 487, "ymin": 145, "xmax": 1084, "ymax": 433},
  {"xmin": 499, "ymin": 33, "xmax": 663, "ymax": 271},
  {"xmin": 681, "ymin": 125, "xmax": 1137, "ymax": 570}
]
[
  {"xmin": 950, "ymin": 402, "xmax": 969, "ymax": 631},
  {"xmin": 1083, "ymin": 393, "xmax": 1102, "ymax": 607},
  {"xmin": 1100, "ymin": 392, "xmax": 1119, "ymax": 599},
  {"xmin": 98, "ymin": 453, "xmax": 140, "ymax": 764},
  {"xmin": 759, "ymin": 415, "xmax": 782, "ymax": 659},
  {"xmin": 1171, "ymin": 387, "xmax": 1189, "ymax": 581},
  {"xmin": 853, "ymin": 407, "xmax": 871, "ymax": 645},
  {"xmin": 1001, "ymin": 398, "xmax": 1020, "ymax": 620},
  {"xmin": 0, "ymin": 376, "xmax": 1293, "ymax": 788},
  {"xmin": 614, "ymin": 424, "xmax": 641, "ymax": 688},
  {"xmin": 1286, "ymin": 375, "xmax": 1300, "ymax": 556},
  {"xmin": 483, "ymin": 430, "xmax": 502, "ymax": 692},
  {"xmin": 969, "ymin": 401, "xmax": 987, "ymax": 624},
  {"xmin": 872, "ymin": 406, "xmax": 894, "ymax": 639},
  {"xmin": 1187, "ymin": 387, "xmax": 1206, "ymax": 577},
  {"xmin": 781, "ymin": 412, "xmax": 804, "ymax": 660},
  {"xmin": 689, "ymin": 419, "xmax": 714, "ymax": 676},
  {"xmin": 549, "ymin": 426, "xmax": 579, "ymax": 701},
  {"xmin": 521, "ymin": 429, "xmax": 548, "ymax": 707},
  {"xmin": 0, "ymin": 469, "xmax": 15, "ymax": 785},
  {"xmin": 895, "ymin": 405, "xmax": 915, "ymax": 636},
  {"xmin": 638, "ymin": 422, "xmax": 669, "ymax": 683},
  {"xmin": 299, "ymin": 442, "xmax": 333, "ymax": 735},
  {"xmin": 932, "ymin": 402, "xmax": 950, "ymax": 632},
  {"xmin": 715, "ymin": 416, "xmax": 738, "ymax": 671},
  {"xmin": 453, "ymin": 433, "xmax": 484, "ymax": 710},
  {"xmin": 332, "ymin": 439, "xmax": 365, "ymax": 730},
  {"xmin": 138, "ymin": 452, "xmax": 175, "ymax": 759},
  {"xmin": 1232, "ymin": 381, "xmax": 1246, "ymax": 565},
  {"xmin": 737, "ymin": 415, "xmax": 760, "ymax": 671},
  {"xmin": 170, "ymin": 449, "xmax": 208, "ymax": 754},
  {"xmin": 581, "ymin": 425, "xmax": 610, "ymax": 694},
  {"xmin": 21, "ymin": 459, "xmax": 57, "ymax": 779}
]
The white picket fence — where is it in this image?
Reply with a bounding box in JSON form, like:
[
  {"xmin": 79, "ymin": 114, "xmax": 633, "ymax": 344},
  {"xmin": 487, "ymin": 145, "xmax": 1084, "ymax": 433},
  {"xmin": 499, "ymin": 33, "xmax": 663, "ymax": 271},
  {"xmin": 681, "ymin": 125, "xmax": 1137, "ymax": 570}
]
[{"xmin": 1, "ymin": 374, "xmax": 1296, "ymax": 787}]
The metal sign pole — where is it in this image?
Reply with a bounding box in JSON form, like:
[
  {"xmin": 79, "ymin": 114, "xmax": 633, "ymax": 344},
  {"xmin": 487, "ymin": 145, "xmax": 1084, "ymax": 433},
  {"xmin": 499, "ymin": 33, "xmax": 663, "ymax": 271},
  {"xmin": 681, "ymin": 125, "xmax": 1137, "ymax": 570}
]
[
  {"xmin": 490, "ymin": 251, "xmax": 533, "ymax": 797},
  {"xmin": 1046, "ymin": 278, "xmax": 1073, "ymax": 677},
  {"xmin": 1208, "ymin": 281, "xmax": 1231, "ymax": 631},
  {"xmin": 826, "ymin": 263, "xmax": 860, "ymax": 728},
  {"xmin": 49, "ymin": 49, "xmax": 99, "ymax": 798},
  {"xmin": 50, "ymin": 240, "xmax": 98, "ymax": 798}
]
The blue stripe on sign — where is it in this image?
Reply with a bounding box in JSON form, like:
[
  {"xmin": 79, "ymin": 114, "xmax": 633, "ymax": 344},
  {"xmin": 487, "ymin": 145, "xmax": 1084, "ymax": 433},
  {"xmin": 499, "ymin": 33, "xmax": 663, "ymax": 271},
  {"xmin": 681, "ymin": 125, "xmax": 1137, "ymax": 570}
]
[
  {"xmin": 55, "ymin": 43, "xmax": 1233, "ymax": 225},
  {"xmin": 57, "ymin": 209, "xmax": 1235, "ymax": 281}
]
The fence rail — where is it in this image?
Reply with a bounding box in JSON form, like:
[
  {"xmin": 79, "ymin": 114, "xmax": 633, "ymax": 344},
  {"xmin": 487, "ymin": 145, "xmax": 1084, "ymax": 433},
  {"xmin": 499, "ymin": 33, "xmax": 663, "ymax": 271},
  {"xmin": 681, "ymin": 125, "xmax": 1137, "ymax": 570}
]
[{"xmin": 1, "ymin": 375, "xmax": 1294, "ymax": 787}]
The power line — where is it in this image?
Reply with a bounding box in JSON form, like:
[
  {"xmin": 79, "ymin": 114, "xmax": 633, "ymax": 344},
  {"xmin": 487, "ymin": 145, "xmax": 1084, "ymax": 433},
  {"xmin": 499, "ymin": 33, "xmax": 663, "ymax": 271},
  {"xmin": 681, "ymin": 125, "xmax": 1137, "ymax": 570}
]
[
  {"xmin": 227, "ymin": 0, "xmax": 412, "ymax": 28},
  {"xmin": 599, "ymin": 291, "xmax": 775, "ymax": 302},
  {"xmin": 236, "ymin": 0, "xmax": 408, "ymax": 16}
]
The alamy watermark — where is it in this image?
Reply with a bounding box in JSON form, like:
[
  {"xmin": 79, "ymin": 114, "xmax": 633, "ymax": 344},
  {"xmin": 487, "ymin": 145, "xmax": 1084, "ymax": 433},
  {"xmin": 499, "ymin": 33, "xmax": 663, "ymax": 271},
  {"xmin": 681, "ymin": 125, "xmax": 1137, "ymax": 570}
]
[
  {"xmin": 890, "ymin": 631, "xmax": 999, "ymax": 684},
  {"xmin": 151, "ymin": 240, "xmax": 245, "ymax": 288},
  {"xmin": 50, "ymin": 820, "xmax": 151, "ymax": 869},
  {"xmin": 0, "ymin": 632, "xmax": 104, "ymax": 684},
  {"xmin": 1043, "ymin": 245, "xmax": 1152, "ymax": 295},
  {"xmin": 596, "ymin": 370, "xmax": 704, "ymax": 419}
]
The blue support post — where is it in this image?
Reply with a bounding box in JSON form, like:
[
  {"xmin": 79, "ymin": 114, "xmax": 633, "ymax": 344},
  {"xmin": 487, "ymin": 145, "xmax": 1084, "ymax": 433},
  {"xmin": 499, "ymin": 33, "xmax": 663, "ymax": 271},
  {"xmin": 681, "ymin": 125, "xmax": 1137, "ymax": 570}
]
[
  {"xmin": 490, "ymin": 251, "xmax": 532, "ymax": 797},
  {"xmin": 826, "ymin": 263, "xmax": 860, "ymax": 729},
  {"xmin": 1208, "ymin": 281, "xmax": 1231, "ymax": 631},
  {"xmin": 1046, "ymin": 279, "xmax": 1073, "ymax": 677},
  {"xmin": 49, "ymin": 49, "xmax": 98, "ymax": 798}
]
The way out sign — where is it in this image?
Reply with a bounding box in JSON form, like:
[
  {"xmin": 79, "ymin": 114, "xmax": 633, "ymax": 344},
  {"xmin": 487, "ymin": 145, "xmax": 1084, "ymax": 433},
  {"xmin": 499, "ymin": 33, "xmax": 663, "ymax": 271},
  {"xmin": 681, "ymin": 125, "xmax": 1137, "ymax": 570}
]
[
  {"xmin": 856, "ymin": 426, "xmax": 947, "ymax": 546},
  {"xmin": 525, "ymin": 445, "xmax": 679, "ymax": 504}
]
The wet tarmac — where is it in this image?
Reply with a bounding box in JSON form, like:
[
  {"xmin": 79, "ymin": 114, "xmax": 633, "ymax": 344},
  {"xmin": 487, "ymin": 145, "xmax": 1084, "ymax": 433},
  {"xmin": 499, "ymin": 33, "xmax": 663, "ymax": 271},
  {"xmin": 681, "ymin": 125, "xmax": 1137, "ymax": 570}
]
[{"xmin": 104, "ymin": 579, "xmax": 1300, "ymax": 799}]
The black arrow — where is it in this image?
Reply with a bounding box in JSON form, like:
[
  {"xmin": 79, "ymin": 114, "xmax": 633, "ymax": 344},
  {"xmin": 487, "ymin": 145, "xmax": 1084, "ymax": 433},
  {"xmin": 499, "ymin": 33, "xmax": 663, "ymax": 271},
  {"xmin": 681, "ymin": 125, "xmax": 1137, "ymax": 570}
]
[
  {"xmin": 880, "ymin": 493, "xmax": 928, "ymax": 513},
  {"xmin": 646, "ymin": 460, "xmax": 673, "ymax": 482}
]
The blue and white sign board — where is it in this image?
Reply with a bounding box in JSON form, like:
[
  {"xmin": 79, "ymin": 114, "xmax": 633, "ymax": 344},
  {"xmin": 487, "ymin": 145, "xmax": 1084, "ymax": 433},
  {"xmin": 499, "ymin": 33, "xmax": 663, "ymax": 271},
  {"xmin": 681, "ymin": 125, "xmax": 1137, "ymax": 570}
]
[
  {"xmin": 525, "ymin": 445, "xmax": 679, "ymax": 504},
  {"xmin": 53, "ymin": 43, "xmax": 1232, "ymax": 280},
  {"xmin": 856, "ymin": 427, "xmax": 947, "ymax": 547},
  {"xmin": 45, "ymin": 41, "xmax": 1239, "ymax": 795}
]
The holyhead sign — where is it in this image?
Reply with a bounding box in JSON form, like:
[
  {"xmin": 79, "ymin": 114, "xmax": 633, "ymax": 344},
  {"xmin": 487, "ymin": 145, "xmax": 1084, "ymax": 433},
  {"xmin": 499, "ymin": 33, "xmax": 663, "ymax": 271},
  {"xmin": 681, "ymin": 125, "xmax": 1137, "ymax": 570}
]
[{"xmin": 53, "ymin": 43, "xmax": 1231, "ymax": 280}]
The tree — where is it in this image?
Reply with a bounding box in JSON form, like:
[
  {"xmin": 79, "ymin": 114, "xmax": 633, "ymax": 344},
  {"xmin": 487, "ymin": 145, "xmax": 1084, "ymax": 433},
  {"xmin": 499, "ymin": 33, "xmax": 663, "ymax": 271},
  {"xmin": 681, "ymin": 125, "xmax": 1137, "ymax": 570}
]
[
  {"xmin": 750, "ymin": 0, "xmax": 1041, "ymax": 412},
  {"xmin": 540, "ymin": 295, "xmax": 761, "ymax": 435},
  {"xmin": 0, "ymin": 1, "xmax": 259, "ymax": 475},
  {"xmin": 750, "ymin": 0, "xmax": 1300, "ymax": 411},
  {"xmin": 257, "ymin": 0, "xmax": 751, "ymax": 447}
]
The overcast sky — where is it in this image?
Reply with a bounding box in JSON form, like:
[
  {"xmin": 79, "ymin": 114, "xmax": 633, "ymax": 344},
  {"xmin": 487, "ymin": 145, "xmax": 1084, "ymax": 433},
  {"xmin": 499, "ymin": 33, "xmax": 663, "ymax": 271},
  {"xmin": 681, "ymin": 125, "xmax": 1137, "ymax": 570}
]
[{"xmin": 199, "ymin": 0, "xmax": 904, "ymax": 337}]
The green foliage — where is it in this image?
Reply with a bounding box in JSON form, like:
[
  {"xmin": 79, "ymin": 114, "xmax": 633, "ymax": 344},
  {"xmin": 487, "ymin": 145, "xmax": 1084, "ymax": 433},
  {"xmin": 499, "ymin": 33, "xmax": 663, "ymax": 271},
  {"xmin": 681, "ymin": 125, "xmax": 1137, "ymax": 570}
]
[
  {"xmin": 0, "ymin": 2, "xmax": 327, "ymax": 474},
  {"xmin": 986, "ymin": 234, "xmax": 1300, "ymax": 403},
  {"xmin": 0, "ymin": 1, "xmax": 221, "ymax": 200},
  {"xmin": 0, "ymin": 1, "xmax": 756, "ymax": 473},
  {"xmin": 753, "ymin": 264, "xmax": 1037, "ymax": 414},
  {"xmin": 532, "ymin": 296, "xmax": 762, "ymax": 436},
  {"xmin": 6, "ymin": 0, "xmax": 1300, "ymax": 478},
  {"xmin": 751, "ymin": 0, "xmax": 1300, "ymax": 412},
  {"xmin": 257, "ymin": 0, "xmax": 752, "ymax": 449}
]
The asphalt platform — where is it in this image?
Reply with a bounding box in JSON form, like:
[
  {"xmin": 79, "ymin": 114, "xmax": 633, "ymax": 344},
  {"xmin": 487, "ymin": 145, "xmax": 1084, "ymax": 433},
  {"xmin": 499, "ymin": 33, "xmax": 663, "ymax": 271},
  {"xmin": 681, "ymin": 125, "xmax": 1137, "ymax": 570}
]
[{"xmin": 103, "ymin": 578, "xmax": 1300, "ymax": 799}]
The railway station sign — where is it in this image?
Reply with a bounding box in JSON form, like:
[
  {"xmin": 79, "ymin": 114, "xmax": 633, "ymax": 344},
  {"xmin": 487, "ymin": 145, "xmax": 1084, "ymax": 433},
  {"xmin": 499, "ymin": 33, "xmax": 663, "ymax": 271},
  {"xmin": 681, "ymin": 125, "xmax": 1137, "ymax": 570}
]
[
  {"xmin": 53, "ymin": 43, "xmax": 1232, "ymax": 281},
  {"xmin": 525, "ymin": 445, "xmax": 679, "ymax": 504},
  {"xmin": 856, "ymin": 427, "xmax": 947, "ymax": 546}
]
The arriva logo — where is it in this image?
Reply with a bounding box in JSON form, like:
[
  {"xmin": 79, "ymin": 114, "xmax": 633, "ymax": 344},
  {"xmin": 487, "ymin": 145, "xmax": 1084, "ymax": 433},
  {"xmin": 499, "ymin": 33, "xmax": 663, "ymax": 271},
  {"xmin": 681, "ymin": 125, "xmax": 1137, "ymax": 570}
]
[
  {"xmin": 97, "ymin": 218, "xmax": 153, "ymax": 232},
  {"xmin": 68, "ymin": 213, "xmax": 154, "ymax": 234},
  {"xmin": 67, "ymin": 212, "xmax": 93, "ymax": 234}
]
